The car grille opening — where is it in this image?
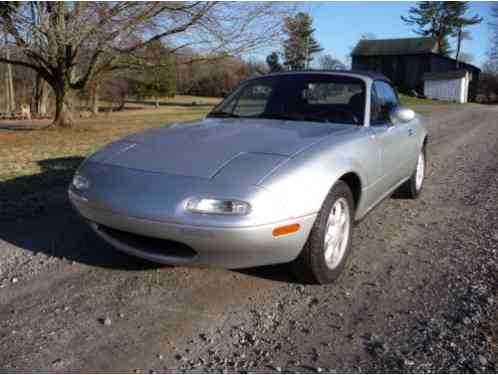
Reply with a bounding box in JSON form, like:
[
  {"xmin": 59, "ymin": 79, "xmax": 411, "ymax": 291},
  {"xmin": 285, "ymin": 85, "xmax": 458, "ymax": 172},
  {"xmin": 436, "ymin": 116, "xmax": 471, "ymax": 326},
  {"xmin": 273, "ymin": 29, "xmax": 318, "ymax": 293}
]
[{"xmin": 97, "ymin": 224, "xmax": 197, "ymax": 258}]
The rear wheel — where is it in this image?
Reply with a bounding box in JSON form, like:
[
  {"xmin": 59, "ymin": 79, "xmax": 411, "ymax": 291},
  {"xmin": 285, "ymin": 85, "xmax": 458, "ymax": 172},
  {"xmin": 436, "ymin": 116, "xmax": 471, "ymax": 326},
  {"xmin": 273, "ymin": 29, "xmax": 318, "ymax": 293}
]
[{"xmin": 293, "ymin": 181, "xmax": 354, "ymax": 284}]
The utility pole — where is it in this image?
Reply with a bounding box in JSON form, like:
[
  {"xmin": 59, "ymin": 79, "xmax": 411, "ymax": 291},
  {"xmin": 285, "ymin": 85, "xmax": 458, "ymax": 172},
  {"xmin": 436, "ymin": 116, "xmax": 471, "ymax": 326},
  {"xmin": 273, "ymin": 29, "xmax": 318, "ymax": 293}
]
[
  {"xmin": 455, "ymin": 25, "xmax": 462, "ymax": 69},
  {"xmin": 305, "ymin": 35, "xmax": 310, "ymax": 70}
]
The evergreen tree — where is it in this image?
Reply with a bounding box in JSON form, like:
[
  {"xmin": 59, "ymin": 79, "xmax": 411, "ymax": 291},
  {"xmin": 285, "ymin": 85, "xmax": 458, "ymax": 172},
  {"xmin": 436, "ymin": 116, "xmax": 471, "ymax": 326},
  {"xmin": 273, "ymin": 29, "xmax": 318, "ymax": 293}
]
[
  {"xmin": 401, "ymin": 2, "xmax": 481, "ymax": 57},
  {"xmin": 451, "ymin": 2, "xmax": 482, "ymax": 64},
  {"xmin": 130, "ymin": 41, "xmax": 176, "ymax": 106},
  {"xmin": 282, "ymin": 12, "xmax": 323, "ymax": 70}
]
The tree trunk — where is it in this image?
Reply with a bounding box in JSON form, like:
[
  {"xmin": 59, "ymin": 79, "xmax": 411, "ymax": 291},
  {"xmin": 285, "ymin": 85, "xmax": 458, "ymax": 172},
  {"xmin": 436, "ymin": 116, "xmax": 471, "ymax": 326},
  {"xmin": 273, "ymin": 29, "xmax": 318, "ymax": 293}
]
[
  {"xmin": 3, "ymin": 65, "xmax": 9, "ymax": 112},
  {"xmin": 33, "ymin": 76, "xmax": 50, "ymax": 117},
  {"xmin": 90, "ymin": 83, "xmax": 99, "ymax": 115},
  {"xmin": 118, "ymin": 93, "xmax": 126, "ymax": 111},
  {"xmin": 155, "ymin": 96, "xmax": 159, "ymax": 108},
  {"xmin": 4, "ymin": 41, "xmax": 15, "ymax": 112},
  {"xmin": 7, "ymin": 63, "xmax": 15, "ymax": 111},
  {"xmin": 39, "ymin": 80, "xmax": 49, "ymax": 116},
  {"xmin": 52, "ymin": 87, "xmax": 75, "ymax": 128}
]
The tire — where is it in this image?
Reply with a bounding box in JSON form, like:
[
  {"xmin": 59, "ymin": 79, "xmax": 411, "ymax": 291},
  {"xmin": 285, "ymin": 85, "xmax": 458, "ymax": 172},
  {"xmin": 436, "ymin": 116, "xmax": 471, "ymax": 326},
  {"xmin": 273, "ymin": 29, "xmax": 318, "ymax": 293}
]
[
  {"xmin": 292, "ymin": 181, "xmax": 354, "ymax": 284},
  {"xmin": 397, "ymin": 146, "xmax": 426, "ymax": 199}
]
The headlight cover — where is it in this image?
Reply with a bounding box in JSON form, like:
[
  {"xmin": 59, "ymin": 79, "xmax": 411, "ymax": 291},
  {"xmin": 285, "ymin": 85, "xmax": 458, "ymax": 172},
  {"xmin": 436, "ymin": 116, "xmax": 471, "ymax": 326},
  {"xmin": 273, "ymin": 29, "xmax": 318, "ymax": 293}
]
[
  {"xmin": 72, "ymin": 174, "xmax": 89, "ymax": 191},
  {"xmin": 185, "ymin": 197, "xmax": 251, "ymax": 215}
]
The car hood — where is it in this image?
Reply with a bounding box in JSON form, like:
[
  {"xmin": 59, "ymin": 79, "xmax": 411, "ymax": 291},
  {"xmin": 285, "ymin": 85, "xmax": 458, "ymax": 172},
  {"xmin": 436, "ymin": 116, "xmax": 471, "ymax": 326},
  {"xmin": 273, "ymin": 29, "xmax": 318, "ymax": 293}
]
[{"xmin": 93, "ymin": 118, "xmax": 353, "ymax": 178}]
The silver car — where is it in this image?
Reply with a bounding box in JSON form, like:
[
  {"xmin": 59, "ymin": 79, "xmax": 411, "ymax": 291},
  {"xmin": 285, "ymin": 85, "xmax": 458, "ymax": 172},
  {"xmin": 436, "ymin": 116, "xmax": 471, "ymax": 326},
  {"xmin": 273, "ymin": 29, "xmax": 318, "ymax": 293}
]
[{"xmin": 69, "ymin": 71, "xmax": 427, "ymax": 284}]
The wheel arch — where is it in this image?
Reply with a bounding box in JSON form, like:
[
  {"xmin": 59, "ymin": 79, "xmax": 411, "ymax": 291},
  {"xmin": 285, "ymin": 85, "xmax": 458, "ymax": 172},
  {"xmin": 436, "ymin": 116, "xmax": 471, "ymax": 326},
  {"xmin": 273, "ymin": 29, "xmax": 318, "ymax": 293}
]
[
  {"xmin": 338, "ymin": 172, "xmax": 362, "ymax": 211},
  {"xmin": 423, "ymin": 134, "xmax": 429, "ymax": 149}
]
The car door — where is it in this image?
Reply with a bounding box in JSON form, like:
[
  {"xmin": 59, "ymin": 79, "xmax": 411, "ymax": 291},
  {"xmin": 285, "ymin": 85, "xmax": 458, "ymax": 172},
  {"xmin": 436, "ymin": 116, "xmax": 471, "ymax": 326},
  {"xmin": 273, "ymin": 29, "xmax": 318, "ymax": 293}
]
[{"xmin": 368, "ymin": 80, "xmax": 416, "ymax": 190}]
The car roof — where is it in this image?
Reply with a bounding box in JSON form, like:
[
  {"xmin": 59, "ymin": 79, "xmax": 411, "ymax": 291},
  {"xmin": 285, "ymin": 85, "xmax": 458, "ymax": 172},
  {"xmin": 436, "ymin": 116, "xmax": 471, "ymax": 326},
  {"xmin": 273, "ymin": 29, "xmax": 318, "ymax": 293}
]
[{"xmin": 252, "ymin": 69, "xmax": 392, "ymax": 83}]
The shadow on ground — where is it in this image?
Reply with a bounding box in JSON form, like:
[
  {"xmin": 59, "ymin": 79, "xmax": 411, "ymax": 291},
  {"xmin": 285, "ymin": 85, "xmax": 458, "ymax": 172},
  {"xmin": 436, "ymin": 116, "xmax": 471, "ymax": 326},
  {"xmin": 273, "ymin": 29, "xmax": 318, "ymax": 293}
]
[
  {"xmin": 125, "ymin": 99, "xmax": 216, "ymax": 108},
  {"xmin": 0, "ymin": 156, "xmax": 294, "ymax": 281},
  {"xmin": 0, "ymin": 119, "xmax": 52, "ymax": 130},
  {"xmin": 0, "ymin": 156, "xmax": 156, "ymax": 271},
  {"xmin": 238, "ymin": 264, "xmax": 297, "ymax": 283}
]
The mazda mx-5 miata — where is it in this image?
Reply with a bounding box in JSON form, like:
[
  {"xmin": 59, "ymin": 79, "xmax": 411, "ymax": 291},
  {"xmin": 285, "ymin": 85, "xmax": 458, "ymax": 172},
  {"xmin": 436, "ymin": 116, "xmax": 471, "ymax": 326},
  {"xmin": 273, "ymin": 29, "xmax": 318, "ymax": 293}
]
[{"xmin": 69, "ymin": 71, "xmax": 428, "ymax": 284}]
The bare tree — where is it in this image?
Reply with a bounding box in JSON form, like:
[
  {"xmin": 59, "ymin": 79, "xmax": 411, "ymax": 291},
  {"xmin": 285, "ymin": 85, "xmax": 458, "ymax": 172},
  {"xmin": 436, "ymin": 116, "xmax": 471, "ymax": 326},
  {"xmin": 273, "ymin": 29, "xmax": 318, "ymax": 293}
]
[
  {"xmin": 487, "ymin": 2, "xmax": 498, "ymax": 74},
  {"xmin": 318, "ymin": 54, "xmax": 346, "ymax": 70},
  {"xmin": 0, "ymin": 2, "xmax": 293, "ymax": 128},
  {"xmin": 32, "ymin": 73, "xmax": 49, "ymax": 116},
  {"xmin": 3, "ymin": 32, "xmax": 15, "ymax": 112},
  {"xmin": 89, "ymin": 81, "xmax": 100, "ymax": 116}
]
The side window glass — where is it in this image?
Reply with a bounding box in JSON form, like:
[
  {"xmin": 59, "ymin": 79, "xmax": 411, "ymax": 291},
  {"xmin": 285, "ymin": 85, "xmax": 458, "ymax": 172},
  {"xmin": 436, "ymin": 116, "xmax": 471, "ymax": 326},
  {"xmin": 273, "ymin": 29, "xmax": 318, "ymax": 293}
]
[
  {"xmin": 304, "ymin": 82, "xmax": 363, "ymax": 105},
  {"xmin": 370, "ymin": 86, "xmax": 382, "ymax": 125},
  {"xmin": 372, "ymin": 81, "xmax": 398, "ymax": 124},
  {"xmin": 380, "ymin": 82, "xmax": 399, "ymax": 107},
  {"xmin": 232, "ymin": 84, "xmax": 272, "ymax": 117}
]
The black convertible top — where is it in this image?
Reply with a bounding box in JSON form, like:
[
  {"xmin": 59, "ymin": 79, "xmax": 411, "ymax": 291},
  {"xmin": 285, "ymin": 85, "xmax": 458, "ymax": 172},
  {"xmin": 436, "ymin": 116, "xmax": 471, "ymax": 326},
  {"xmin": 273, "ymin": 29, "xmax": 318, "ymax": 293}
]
[{"xmin": 261, "ymin": 69, "xmax": 392, "ymax": 83}]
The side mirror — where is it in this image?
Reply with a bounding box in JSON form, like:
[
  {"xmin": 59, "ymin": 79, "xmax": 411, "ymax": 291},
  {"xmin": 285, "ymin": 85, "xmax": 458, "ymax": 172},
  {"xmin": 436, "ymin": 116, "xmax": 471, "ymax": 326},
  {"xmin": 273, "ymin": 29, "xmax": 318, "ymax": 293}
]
[{"xmin": 389, "ymin": 106, "xmax": 415, "ymax": 124}]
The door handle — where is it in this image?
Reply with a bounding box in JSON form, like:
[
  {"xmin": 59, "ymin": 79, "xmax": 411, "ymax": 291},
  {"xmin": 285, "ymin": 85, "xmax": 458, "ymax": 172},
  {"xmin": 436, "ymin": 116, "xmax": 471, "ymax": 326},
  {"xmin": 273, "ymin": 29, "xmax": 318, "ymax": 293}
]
[{"xmin": 408, "ymin": 128, "xmax": 414, "ymax": 136}]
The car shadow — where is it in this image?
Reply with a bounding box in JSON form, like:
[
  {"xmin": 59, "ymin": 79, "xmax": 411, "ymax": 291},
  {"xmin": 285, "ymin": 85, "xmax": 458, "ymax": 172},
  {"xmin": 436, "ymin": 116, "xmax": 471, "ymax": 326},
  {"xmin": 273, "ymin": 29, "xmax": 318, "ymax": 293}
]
[
  {"xmin": 0, "ymin": 156, "xmax": 157, "ymax": 271},
  {"xmin": 237, "ymin": 264, "xmax": 298, "ymax": 283},
  {"xmin": 0, "ymin": 156, "xmax": 295, "ymax": 280}
]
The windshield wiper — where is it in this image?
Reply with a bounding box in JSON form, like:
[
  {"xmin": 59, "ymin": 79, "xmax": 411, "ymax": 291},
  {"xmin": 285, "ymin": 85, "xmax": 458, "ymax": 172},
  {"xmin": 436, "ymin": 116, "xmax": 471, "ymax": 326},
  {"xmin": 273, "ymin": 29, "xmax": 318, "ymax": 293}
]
[
  {"xmin": 208, "ymin": 111, "xmax": 240, "ymax": 118},
  {"xmin": 301, "ymin": 115, "xmax": 329, "ymax": 123},
  {"xmin": 259, "ymin": 112, "xmax": 296, "ymax": 121}
]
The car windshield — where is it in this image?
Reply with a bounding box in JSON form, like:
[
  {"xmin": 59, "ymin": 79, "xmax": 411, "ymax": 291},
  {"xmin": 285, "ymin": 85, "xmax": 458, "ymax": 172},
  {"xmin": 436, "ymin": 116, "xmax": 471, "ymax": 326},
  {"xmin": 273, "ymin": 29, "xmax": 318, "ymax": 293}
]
[{"xmin": 208, "ymin": 74, "xmax": 366, "ymax": 125}]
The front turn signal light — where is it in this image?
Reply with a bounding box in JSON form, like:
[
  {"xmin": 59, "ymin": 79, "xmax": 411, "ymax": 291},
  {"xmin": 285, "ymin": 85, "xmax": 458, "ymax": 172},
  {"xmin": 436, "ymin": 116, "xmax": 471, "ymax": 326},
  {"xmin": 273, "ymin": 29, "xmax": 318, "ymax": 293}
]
[{"xmin": 272, "ymin": 223, "xmax": 300, "ymax": 237}]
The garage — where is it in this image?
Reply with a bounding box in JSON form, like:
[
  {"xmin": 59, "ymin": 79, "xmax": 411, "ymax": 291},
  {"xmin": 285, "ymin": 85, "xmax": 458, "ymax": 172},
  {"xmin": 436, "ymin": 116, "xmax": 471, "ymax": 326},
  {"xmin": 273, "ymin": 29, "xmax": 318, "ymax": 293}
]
[{"xmin": 423, "ymin": 71, "xmax": 472, "ymax": 103}]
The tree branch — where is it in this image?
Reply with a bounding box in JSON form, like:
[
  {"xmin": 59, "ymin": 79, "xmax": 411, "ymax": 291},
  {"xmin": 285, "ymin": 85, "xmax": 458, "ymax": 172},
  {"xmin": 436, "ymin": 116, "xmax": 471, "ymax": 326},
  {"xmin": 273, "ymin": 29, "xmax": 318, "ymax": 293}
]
[
  {"xmin": 113, "ymin": 3, "xmax": 215, "ymax": 54},
  {"xmin": 0, "ymin": 56, "xmax": 55, "ymax": 86}
]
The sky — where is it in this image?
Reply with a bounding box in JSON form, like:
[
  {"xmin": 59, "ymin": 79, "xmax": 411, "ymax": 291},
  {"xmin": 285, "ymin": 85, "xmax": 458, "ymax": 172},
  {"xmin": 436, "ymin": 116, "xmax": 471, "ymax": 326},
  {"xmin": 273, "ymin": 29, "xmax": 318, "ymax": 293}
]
[{"xmin": 296, "ymin": 1, "xmax": 495, "ymax": 69}]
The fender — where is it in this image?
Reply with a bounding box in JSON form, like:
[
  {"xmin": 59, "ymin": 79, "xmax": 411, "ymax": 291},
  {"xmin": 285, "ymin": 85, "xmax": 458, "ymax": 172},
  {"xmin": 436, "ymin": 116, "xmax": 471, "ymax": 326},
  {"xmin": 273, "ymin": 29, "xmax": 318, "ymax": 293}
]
[{"xmin": 259, "ymin": 128, "xmax": 376, "ymax": 220}]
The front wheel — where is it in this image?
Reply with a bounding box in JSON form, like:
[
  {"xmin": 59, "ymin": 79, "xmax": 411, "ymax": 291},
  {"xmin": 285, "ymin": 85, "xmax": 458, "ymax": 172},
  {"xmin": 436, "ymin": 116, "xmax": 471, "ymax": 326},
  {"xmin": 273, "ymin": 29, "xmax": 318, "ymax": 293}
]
[
  {"xmin": 398, "ymin": 146, "xmax": 426, "ymax": 199},
  {"xmin": 292, "ymin": 181, "xmax": 354, "ymax": 284}
]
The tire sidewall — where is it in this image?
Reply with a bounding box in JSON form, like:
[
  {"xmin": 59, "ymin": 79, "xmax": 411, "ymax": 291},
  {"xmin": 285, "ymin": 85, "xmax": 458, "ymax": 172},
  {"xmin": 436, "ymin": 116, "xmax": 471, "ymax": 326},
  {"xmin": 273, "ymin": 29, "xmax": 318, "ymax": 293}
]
[
  {"xmin": 308, "ymin": 181, "xmax": 355, "ymax": 284},
  {"xmin": 411, "ymin": 146, "xmax": 426, "ymax": 197}
]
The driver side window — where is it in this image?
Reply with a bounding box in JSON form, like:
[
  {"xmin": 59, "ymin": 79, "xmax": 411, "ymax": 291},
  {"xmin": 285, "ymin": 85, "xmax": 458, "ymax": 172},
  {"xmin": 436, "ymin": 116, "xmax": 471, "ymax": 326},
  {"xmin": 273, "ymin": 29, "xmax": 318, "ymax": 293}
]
[
  {"xmin": 371, "ymin": 81, "xmax": 399, "ymax": 125},
  {"xmin": 232, "ymin": 84, "xmax": 272, "ymax": 117}
]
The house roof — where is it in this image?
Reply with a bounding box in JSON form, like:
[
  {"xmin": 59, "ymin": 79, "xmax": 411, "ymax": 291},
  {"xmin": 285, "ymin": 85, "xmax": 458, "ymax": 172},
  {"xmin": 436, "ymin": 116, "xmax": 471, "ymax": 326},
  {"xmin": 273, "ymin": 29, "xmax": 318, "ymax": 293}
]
[{"xmin": 352, "ymin": 37, "xmax": 439, "ymax": 57}]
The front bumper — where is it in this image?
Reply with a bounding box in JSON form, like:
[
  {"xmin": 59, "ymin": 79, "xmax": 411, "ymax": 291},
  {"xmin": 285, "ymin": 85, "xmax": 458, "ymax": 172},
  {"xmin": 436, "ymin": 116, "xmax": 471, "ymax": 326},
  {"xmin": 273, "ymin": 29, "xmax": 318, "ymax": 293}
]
[{"xmin": 69, "ymin": 190, "xmax": 316, "ymax": 269}]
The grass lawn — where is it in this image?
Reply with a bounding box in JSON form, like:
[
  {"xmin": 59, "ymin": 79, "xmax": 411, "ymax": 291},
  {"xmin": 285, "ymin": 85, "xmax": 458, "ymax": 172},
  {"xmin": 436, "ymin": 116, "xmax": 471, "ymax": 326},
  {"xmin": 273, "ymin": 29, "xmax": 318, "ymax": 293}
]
[
  {"xmin": 0, "ymin": 93, "xmax": 455, "ymax": 221},
  {"xmin": 399, "ymin": 94, "xmax": 459, "ymax": 107},
  {"xmin": 0, "ymin": 96, "xmax": 220, "ymax": 221}
]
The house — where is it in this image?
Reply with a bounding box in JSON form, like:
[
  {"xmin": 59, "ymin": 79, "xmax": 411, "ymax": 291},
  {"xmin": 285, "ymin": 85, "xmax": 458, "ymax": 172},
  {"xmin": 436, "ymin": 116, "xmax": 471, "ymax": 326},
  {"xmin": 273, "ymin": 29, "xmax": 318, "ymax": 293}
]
[{"xmin": 351, "ymin": 37, "xmax": 480, "ymax": 102}]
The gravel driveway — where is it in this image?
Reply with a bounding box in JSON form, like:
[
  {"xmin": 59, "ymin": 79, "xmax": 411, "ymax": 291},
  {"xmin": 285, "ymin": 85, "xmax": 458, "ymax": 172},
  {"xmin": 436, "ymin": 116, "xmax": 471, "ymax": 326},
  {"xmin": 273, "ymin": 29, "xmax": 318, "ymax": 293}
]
[{"xmin": 0, "ymin": 104, "xmax": 497, "ymax": 373}]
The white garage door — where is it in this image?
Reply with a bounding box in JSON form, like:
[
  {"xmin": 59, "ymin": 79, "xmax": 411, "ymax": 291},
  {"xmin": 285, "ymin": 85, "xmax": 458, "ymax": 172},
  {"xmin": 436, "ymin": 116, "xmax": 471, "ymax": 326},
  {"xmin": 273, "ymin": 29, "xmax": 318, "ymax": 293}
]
[{"xmin": 424, "ymin": 78, "xmax": 466, "ymax": 103}]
